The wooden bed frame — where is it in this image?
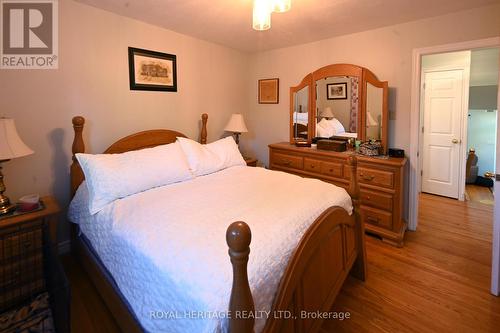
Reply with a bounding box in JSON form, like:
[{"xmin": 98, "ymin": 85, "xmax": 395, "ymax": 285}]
[{"xmin": 69, "ymin": 113, "xmax": 366, "ymax": 333}]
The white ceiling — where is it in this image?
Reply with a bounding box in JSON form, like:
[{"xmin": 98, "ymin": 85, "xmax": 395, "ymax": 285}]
[
  {"xmin": 470, "ymin": 48, "xmax": 500, "ymax": 86},
  {"xmin": 76, "ymin": 0, "xmax": 500, "ymax": 53}
]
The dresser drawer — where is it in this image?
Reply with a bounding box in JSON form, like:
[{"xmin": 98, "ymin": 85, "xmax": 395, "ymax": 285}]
[
  {"xmin": 361, "ymin": 206, "xmax": 393, "ymax": 230},
  {"xmin": 358, "ymin": 167, "xmax": 394, "ymax": 188},
  {"xmin": 320, "ymin": 161, "xmax": 343, "ymax": 178},
  {"xmin": 304, "ymin": 158, "xmax": 321, "ymax": 173},
  {"xmin": 0, "ymin": 228, "xmax": 43, "ymax": 262},
  {"xmin": 271, "ymin": 152, "xmax": 304, "ymax": 170},
  {"xmin": 360, "ymin": 190, "xmax": 393, "ymax": 211},
  {"xmin": 0, "ymin": 279, "xmax": 45, "ymax": 310},
  {"xmin": 0, "ymin": 254, "xmax": 44, "ymax": 290}
]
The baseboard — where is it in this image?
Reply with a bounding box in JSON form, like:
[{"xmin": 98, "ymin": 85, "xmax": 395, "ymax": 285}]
[{"xmin": 58, "ymin": 240, "xmax": 71, "ymax": 255}]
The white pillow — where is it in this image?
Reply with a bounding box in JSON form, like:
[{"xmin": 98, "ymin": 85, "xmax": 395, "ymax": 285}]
[
  {"xmin": 317, "ymin": 118, "xmax": 346, "ymax": 137},
  {"xmin": 329, "ymin": 118, "xmax": 346, "ymax": 134},
  {"xmin": 316, "ymin": 121, "xmax": 330, "ymax": 137},
  {"xmin": 177, "ymin": 136, "xmax": 246, "ymax": 176},
  {"xmin": 76, "ymin": 142, "xmax": 193, "ymax": 215}
]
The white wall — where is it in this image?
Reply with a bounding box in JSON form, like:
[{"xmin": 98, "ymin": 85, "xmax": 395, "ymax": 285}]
[
  {"xmin": 0, "ymin": 0, "xmax": 249, "ymax": 241},
  {"xmin": 240, "ymin": 4, "xmax": 500, "ymax": 167},
  {"xmin": 421, "ymin": 51, "xmax": 472, "ymax": 71},
  {"xmin": 467, "ymin": 110, "xmax": 497, "ymax": 176}
]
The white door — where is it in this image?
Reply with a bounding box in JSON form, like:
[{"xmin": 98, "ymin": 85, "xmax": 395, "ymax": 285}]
[{"xmin": 421, "ymin": 70, "xmax": 464, "ymax": 198}]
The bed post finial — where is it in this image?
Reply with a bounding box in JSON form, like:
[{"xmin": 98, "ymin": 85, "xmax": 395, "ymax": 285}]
[
  {"xmin": 347, "ymin": 155, "xmax": 367, "ymax": 281},
  {"xmin": 71, "ymin": 116, "xmax": 85, "ymax": 196},
  {"xmin": 226, "ymin": 221, "xmax": 255, "ymax": 333},
  {"xmin": 200, "ymin": 113, "xmax": 208, "ymax": 144}
]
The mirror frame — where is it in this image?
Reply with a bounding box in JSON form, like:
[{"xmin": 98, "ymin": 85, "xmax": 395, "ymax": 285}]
[
  {"xmin": 290, "ymin": 63, "xmax": 389, "ymax": 154},
  {"xmin": 363, "ymin": 69, "xmax": 389, "ymax": 155},
  {"xmin": 289, "ymin": 73, "xmax": 313, "ymax": 144}
]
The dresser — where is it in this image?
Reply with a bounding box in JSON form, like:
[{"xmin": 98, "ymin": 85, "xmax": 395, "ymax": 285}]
[{"xmin": 269, "ymin": 142, "xmax": 407, "ymax": 247}]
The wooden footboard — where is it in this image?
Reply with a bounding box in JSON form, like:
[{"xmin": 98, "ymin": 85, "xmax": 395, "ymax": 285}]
[{"xmin": 227, "ymin": 156, "xmax": 366, "ymax": 333}]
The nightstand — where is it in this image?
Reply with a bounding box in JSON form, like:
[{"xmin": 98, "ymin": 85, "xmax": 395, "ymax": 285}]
[
  {"xmin": 0, "ymin": 196, "xmax": 60, "ymax": 310},
  {"xmin": 244, "ymin": 157, "xmax": 258, "ymax": 167}
]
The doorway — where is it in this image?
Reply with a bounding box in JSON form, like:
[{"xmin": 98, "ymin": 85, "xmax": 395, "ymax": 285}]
[
  {"xmin": 409, "ymin": 38, "xmax": 500, "ymax": 296},
  {"xmin": 419, "ymin": 49, "xmax": 499, "ymax": 200}
]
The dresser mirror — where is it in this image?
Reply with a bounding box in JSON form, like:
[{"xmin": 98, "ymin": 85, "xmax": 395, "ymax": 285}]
[
  {"xmin": 365, "ymin": 82, "xmax": 383, "ymax": 140},
  {"xmin": 289, "ymin": 73, "xmax": 312, "ymax": 143},
  {"xmin": 292, "ymin": 86, "xmax": 310, "ymax": 140},
  {"xmin": 315, "ymin": 76, "xmax": 359, "ymax": 140},
  {"xmin": 364, "ymin": 71, "xmax": 388, "ymax": 148},
  {"xmin": 290, "ymin": 64, "xmax": 388, "ymax": 154}
]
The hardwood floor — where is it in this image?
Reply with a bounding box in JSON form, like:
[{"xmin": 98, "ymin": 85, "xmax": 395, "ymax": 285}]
[
  {"xmin": 465, "ymin": 184, "xmax": 494, "ymax": 205},
  {"xmin": 324, "ymin": 193, "xmax": 499, "ymax": 332},
  {"xmin": 60, "ymin": 255, "xmax": 120, "ymax": 332},
  {"xmin": 62, "ymin": 193, "xmax": 500, "ymax": 333}
]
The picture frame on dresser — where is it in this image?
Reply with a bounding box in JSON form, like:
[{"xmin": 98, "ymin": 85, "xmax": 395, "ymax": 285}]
[{"xmin": 128, "ymin": 47, "xmax": 177, "ymax": 92}]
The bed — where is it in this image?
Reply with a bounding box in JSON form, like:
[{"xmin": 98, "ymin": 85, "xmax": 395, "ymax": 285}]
[{"xmin": 68, "ymin": 114, "xmax": 366, "ymax": 333}]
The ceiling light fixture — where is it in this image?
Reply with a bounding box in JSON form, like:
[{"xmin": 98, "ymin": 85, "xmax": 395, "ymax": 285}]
[
  {"xmin": 253, "ymin": 0, "xmax": 291, "ymax": 31},
  {"xmin": 253, "ymin": 0, "xmax": 272, "ymax": 31},
  {"xmin": 272, "ymin": 0, "xmax": 291, "ymax": 13}
]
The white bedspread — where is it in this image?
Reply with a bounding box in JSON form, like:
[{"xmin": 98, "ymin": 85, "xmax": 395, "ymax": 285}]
[{"xmin": 68, "ymin": 166, "xmax": 352, "ymax": 333}]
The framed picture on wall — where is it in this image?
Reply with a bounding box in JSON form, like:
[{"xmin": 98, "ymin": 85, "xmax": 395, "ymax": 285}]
[
  {"xmin": 326, "ymin": 82, "xmax": 347, "ymax": 100},
  {"xmin": 258, "ymin": 78, "xmax": 279, "ymax": 104},
  {"xmin": 128, "ymin": 47, "xmax": 177, "ymax": 92}
]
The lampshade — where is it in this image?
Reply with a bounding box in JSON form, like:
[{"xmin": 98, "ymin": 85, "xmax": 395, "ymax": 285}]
[
  {"xmin": 366, "ymin": 111, "xmax": 379, "ymax": 127},
  {"xmin": 224, "ymin": 114, "xmax": 248, "ymax": 133},
  {"xmin": 0, "ymin": 118, "xmax": 34, "ymax": 160},
  {"xmin": 321, "ymin": 107, "xmax": 334, "ymax": 118},
  {"xmin": 253, "ymin": 0, "xmax": 271, "ymax": 31}
]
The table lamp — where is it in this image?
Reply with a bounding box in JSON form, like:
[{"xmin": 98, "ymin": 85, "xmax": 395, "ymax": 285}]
[
  {"xmin": 320, "ymin": 107, "xmax": 334, "ymax": 119},
  {"xmin": 0, "ymin": 118, "xmax": 34, "ymax": 215},
  {"xmin": 224, "ymin": 113, "xmax": 248, "ymax": 145}
]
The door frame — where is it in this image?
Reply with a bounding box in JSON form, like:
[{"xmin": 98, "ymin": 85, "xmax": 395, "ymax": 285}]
[
  {"xmin": 493, "ymin": 71, "xmax": 500, "ymax": 296},
  {"xmin": 409, "ymin": 37, "xmax": 500, "ymax": 296},
  {"xmin": 420, "ymin": 58, "xmax": 471, "ymax": 200}
]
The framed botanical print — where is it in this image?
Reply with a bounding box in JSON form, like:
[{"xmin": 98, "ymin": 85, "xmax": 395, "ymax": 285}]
[
  {"xmin": 128, "ymin": 47, "xmax": 177, "ymax": 92},
  {"xmin": 258, "ymin": 78, "xmax": 279, "ymax": 104},
  {"xmin": 326, "ymin": 82, "xmax": 347, "ymax": 100}
]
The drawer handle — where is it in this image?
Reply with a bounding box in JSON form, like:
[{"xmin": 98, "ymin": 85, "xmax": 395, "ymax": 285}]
[
  {"xmin": 310, "ymin": 165, "xmax": 315, "ymax": 169},
  {"xmin": 23, "ymin": 241, "xmax": 32, "ymax": 249},
  {"xmin": 365, "ymin": 195, "xmax": 371, "ymax": 200},
  {"xmin": 329, "ymin": 169, "xmax": 333, "ymax": 172},
  {"xmin": 281, "ymin": 160, "xmax": 292, "ymax": 166},
  {"xmin": 367, "ymin": 216, "xmax": 380, "ymax": 224},
  {"xmin": 360, "ymin": 173, "xmax": 375, "ymax": 181}
]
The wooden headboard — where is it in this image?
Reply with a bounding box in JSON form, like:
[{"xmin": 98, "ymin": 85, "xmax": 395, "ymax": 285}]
[{"xmin": 70, "ymin": 113, "xmax": 208, "ymax": 197}]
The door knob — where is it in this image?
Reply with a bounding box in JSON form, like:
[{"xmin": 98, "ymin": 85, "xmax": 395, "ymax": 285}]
[{"xmin": 452, "ymin": 139, "xmax": 459, "ymax": 144}]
